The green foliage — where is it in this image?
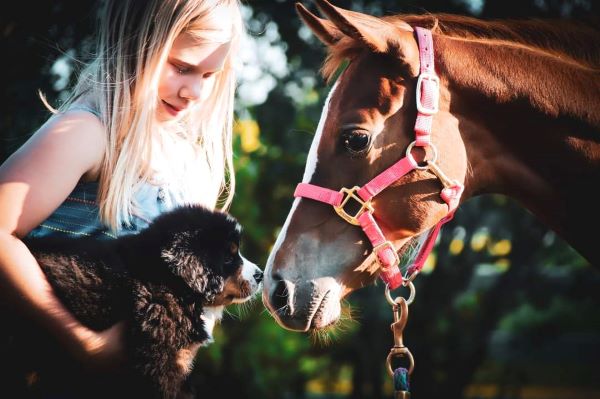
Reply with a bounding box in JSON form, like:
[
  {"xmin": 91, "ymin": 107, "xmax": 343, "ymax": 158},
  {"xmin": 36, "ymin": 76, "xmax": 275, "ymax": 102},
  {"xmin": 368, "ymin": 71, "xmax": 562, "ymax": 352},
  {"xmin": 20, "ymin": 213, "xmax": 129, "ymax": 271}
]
[{"xmin": 499, "ymin": 297, "xmax": 600, "ymax": 335}]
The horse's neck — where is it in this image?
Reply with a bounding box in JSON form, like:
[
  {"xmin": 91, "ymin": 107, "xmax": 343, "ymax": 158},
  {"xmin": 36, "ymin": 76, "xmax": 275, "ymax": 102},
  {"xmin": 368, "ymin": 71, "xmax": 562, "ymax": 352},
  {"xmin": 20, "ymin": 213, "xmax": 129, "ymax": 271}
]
[{"xmin": 435, "ymin": 35, "xmax": 600, "ymax": 264}]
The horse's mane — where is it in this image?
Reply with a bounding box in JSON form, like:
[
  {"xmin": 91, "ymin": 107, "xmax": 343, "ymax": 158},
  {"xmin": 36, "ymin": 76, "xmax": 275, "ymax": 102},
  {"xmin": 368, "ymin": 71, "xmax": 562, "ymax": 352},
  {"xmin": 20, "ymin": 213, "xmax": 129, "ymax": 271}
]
[
  {"xmin": 322, "ymin": 13, "xmax": 600, "ymax": 81},
  {"xmin": 397, "ymin": 14, "xmax": 600, "ymax": 67}
]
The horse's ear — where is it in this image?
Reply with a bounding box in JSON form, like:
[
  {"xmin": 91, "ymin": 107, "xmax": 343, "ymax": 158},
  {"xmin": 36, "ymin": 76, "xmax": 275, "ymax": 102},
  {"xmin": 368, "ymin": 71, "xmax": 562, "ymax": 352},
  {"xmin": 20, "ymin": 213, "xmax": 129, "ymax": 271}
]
[
  {"xmin": 296, "ymin": 2, "xmax": 342, "ymax": 46},
  {"xmin": 313, "ymin": 0, "xmax": 413, "ymax": 55}
]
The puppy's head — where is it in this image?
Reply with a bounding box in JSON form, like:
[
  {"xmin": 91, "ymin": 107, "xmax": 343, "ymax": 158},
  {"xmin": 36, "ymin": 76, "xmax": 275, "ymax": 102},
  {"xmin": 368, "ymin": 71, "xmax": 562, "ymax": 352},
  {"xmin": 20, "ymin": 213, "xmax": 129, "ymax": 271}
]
[{"xmin": 155, "ymin": 205, "xmax": 262, "ymax": 306}]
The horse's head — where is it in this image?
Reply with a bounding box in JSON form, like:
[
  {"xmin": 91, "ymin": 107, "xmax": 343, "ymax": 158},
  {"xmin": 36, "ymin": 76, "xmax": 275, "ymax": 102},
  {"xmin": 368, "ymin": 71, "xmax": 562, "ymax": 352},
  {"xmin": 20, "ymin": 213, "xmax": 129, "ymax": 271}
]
[{"xmin": 263, "ymin": 0, "xmax": 468, "ymax": 331}]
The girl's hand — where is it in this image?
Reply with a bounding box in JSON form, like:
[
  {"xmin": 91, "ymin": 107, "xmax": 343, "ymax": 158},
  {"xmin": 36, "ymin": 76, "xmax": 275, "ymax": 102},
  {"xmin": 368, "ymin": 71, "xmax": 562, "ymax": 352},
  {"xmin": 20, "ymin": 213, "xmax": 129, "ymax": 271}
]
[{"xmin": 74, "ymin": 321, "xmax": 127, "ymax": 373}]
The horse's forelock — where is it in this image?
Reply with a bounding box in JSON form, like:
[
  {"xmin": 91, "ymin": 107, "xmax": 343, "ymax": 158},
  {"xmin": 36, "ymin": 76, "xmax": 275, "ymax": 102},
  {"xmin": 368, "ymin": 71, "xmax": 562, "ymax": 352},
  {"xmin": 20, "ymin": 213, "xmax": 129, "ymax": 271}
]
[
  {"xmin": 321, "ymin": 37, "xmax": 414, "ymax": 84},
  {"xmin": 321, "ymin": 39, "xmax": 362, "ymax": 83}
]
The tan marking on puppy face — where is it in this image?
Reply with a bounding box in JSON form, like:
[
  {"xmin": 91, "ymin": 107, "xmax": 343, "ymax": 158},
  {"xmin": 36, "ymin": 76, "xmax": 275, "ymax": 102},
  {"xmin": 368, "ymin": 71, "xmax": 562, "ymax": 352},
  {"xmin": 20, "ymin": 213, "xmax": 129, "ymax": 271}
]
[
  {"xmin": 176, "ymin": 343, "xmax": 202, "ymax": 374},
  {"xmin": 210, "ymin": 255, "xmax": 261, "ymax": 306},
  {"xmin": 211, "ymin": 267, "xmax": 252, "ymax": 305}
]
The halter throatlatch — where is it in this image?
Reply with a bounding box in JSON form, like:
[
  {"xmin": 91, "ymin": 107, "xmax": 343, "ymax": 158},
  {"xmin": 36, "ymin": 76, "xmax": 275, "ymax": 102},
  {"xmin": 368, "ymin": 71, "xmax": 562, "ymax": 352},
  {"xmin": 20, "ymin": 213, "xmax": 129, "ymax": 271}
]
[{"xmin": 294, "ymin": 27, "xmax": 464, "ymax": 289}]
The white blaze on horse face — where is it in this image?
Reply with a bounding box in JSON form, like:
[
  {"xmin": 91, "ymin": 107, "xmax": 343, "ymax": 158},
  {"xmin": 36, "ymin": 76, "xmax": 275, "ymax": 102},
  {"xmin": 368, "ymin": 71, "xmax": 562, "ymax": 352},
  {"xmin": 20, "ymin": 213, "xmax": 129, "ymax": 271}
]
[
  {"xmin": 303, "ymin": 80, "xmax": 339, "ymax": 183},
  {"xmin": 264, "ymin": 81, "xmax": 340, "ymax": 278}
]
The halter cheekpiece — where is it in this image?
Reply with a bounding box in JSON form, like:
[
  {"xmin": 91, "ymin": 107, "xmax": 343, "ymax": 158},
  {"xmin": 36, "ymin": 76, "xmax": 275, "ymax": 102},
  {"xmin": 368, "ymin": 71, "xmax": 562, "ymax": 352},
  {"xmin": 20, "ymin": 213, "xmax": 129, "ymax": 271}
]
[{"xmin": 294, "ymin": 27, "xmax": 464, "ymax": 289}]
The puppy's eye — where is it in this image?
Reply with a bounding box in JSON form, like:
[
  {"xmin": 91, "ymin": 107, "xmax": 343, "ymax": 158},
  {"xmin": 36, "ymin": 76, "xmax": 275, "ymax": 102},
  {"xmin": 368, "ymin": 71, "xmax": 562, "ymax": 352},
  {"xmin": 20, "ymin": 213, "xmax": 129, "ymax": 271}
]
[
  {"xmin": 341, "ymin": 129, "xmax": 372, "ymax": 156},
  {"xmin": 223, "ymin": 241, "xmax": 239, "ymax": 265},
  {"xmin": 223, "ymin": 254, "xmax": 234, "ymax": 264}
]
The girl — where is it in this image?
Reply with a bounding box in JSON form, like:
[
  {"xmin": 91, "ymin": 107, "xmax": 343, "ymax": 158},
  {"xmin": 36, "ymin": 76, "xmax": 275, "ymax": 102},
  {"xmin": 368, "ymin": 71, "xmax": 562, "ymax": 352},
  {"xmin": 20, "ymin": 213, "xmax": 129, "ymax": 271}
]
[{"xmin": 0, "ymin": 0, "xmax": 244, "ymax": 376}]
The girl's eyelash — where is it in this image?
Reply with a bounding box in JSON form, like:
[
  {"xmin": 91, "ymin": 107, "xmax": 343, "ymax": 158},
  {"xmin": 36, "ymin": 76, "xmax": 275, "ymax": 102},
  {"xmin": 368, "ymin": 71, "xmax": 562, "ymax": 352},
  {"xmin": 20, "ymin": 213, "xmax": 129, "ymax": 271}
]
[
  {"xmin": 172, "ymin": 63, "xmax": 191, "ymax": 74},
  {"xmin": 171, "ymin": 62, "xmax": 219, "ymax": 78}
]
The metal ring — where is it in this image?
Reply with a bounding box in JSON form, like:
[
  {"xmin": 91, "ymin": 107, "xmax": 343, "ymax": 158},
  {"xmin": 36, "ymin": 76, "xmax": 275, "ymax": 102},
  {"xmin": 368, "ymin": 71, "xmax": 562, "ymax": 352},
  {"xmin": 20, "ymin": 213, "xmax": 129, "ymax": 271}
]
[
  {"xmin": 405, "ymin": 140, "xmax": 438, "ymax": 170},
  {"xmin": 386, "ymin": 347, "xmax": 415, "ymax": 376},
  {"xmin": 385, "ymin": 281, "xmax": 416, "ymax": 306}
]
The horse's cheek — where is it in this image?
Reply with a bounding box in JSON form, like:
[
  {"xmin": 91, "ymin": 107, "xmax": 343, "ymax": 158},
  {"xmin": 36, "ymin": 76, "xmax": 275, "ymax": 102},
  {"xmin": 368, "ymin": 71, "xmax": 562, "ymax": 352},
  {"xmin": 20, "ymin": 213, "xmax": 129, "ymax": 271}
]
[{"xmin": 393, "ymin": 191, "xmax": 448, "ymax": 235}]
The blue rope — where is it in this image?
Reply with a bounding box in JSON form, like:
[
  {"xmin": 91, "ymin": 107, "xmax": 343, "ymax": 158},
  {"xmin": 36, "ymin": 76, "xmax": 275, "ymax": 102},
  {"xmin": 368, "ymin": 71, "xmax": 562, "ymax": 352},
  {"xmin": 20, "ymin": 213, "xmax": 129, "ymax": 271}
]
[{"xmin": 393, "ymin": 367, "xmax": 410, "ymax": 392}]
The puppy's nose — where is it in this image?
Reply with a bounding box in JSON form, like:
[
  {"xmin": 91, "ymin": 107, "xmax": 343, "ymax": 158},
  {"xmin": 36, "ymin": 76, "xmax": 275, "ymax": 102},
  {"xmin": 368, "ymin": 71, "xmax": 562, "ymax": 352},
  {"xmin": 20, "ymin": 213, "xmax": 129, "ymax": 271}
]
[{"xmin": 253, "ymin": 270, "xmax": 263, "ymax": 284}]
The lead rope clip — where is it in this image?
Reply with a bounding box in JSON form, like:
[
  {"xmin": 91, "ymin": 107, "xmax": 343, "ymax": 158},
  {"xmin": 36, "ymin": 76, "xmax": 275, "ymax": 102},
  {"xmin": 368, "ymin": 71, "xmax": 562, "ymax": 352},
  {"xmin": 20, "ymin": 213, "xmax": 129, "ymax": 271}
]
[{"xmin": 385, "ymin": 282, "xmax": 416, "ymax": 399}]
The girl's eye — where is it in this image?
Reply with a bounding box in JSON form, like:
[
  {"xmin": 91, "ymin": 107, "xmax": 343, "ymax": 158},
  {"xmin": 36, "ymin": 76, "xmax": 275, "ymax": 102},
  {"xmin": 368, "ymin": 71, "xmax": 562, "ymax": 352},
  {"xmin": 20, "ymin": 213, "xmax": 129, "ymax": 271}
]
[
  {"xmin": 172, "ymin": 64, "xmax": 191, "ymax": 74},
  {"xmin": 341, "ymin": 129, "xmax": 372, "ymax": 156}
]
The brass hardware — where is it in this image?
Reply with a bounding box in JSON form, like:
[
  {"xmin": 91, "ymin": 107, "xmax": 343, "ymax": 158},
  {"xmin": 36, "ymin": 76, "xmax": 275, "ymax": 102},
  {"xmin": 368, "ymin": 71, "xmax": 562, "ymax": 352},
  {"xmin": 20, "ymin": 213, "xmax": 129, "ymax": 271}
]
[
  {"xmin": 386, "ymin": 346, "xmax": 415, "ymax": 377},
  {"xmin": 385, "ymin": 281, "xmax": 416, "ymax": 306},
  {"xmin": 426, "ymin": 160, "xmax": 456, "ymax": 188},
  {"xmin": 333, "ymin": 186, "xmax": 374, "ymax": 226}
]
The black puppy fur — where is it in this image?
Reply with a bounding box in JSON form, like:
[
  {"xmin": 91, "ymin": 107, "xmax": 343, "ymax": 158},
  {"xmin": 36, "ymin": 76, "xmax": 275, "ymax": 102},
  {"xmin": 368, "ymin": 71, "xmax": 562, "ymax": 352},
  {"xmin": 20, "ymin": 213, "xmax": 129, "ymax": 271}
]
[{"xmin": 3, "ymin": 204, "xmax": 258, "ymax": 399}]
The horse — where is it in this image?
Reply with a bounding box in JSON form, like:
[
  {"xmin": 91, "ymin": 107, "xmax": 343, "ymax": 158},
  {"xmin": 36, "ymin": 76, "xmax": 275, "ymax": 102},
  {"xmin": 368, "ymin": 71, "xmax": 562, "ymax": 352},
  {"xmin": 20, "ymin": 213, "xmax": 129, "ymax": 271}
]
[{"xmin": 262, "ymin": 0, "xmax": 600, "ymax": 333}]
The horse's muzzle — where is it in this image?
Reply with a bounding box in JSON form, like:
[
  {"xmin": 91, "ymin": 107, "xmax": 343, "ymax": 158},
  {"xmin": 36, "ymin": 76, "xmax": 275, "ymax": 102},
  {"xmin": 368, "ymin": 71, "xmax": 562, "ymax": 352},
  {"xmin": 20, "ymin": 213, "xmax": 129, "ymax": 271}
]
[{"xmin": 262, "ymin": 274, "xmax": 341, "ymax": 331}]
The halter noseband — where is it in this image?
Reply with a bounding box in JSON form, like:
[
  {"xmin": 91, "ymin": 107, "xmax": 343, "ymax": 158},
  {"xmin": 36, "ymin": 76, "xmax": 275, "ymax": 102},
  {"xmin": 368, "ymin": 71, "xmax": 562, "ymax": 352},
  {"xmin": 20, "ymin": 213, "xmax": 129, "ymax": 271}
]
[{"xmin": 294, "ymin": 27, "xmax": 464, "ymax": 289}]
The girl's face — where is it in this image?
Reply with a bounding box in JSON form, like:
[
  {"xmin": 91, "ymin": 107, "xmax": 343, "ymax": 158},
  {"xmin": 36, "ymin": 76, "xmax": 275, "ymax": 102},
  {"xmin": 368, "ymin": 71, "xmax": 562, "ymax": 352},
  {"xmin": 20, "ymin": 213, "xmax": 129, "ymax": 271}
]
[{"xmin": 157, "ymin": 33, "xmax": 231, "ymax": 123}]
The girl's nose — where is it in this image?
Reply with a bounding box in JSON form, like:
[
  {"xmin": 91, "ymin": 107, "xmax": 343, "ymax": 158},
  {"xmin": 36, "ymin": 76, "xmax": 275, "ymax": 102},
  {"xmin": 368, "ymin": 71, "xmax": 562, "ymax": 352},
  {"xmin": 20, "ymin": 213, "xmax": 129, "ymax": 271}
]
[{"xmin": 179, "ymin": 77, "xmax": 203, "ymax": 101}]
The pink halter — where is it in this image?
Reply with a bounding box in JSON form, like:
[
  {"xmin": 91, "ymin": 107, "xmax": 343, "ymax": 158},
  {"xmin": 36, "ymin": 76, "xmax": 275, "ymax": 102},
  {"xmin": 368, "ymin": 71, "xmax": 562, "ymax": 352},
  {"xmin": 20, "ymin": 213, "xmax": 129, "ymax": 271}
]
[{"xmin": 294, "ymin": 27, "xmax": 464, "ymax": 289}]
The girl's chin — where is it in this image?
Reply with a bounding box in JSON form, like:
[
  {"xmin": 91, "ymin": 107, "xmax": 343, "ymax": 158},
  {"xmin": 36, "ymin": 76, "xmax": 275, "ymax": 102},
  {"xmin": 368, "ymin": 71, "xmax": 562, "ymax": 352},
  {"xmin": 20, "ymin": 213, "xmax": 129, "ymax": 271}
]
[{"xmin": 157, "ymin": 108, "xmax": 183, "ymax": 123}]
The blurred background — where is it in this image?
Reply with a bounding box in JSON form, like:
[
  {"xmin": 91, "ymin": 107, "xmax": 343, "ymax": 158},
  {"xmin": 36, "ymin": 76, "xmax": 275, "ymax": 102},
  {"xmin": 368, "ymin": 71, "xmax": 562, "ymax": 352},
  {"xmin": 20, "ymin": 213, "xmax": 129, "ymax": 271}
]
[{"xmin": 1, "ymin": 0, "xmax": 599, "ymax": 398}]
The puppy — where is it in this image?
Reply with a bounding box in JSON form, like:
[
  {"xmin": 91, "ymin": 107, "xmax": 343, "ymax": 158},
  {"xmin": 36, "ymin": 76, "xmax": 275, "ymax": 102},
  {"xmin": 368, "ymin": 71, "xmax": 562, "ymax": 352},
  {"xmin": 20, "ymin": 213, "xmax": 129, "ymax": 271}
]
[{"xmin": 11, "ymin": 204, "xmax": 262, "ymax": 399}]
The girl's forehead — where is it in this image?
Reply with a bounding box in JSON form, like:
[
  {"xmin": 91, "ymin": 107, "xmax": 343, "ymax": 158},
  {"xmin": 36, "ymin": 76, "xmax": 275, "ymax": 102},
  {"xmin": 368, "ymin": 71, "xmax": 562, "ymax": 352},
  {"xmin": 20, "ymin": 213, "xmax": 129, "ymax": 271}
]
[
  {"xmin": 169, "ymin": 34, "xmax": 232, "ymax": 69},
  {"xmin": 186, "ymin": 3, "xmax": 236, "ymax": 43}
]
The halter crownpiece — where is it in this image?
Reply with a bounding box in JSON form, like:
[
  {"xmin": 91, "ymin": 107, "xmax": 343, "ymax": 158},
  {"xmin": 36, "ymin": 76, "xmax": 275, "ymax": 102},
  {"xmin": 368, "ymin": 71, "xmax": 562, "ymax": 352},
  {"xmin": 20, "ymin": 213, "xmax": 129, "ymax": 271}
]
[{"xmin": 294, "ymin": 27, "xmax": 464, "ymax": 289}]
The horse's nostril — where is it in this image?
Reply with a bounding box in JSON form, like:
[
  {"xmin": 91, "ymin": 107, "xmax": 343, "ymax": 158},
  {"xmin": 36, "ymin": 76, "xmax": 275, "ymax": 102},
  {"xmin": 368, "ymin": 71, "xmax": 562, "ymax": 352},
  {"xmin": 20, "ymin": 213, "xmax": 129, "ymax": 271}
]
[
  {"xmin": 270, "ymin": 279, "xmax": 290, "ymax": 313},
  {"xmin": 253, "ymin": 271, "xmax": 263, "ymax": 284}
]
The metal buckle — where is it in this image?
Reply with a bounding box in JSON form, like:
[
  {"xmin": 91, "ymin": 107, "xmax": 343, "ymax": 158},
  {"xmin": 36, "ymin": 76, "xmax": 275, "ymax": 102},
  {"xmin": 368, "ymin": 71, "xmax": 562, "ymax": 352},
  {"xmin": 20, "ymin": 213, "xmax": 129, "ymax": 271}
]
[
  {"xmin": 416, "ymin": 72, "xmax": 440, "ymax": 115},
  {"xmin": 373, "ymin": 240, "xmax": 400, "ymax": 270},
  {"xmin": 333, "ymin": 186, "xmax": 374, "ymax": 226}
]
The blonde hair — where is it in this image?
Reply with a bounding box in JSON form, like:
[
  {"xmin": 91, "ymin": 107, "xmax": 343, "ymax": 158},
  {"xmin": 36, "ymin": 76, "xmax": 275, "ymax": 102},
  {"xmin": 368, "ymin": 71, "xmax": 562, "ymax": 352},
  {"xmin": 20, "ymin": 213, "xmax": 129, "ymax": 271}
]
[{"xmin": 55, "ymin": 0, "xmax": 243, "ymax": 231}]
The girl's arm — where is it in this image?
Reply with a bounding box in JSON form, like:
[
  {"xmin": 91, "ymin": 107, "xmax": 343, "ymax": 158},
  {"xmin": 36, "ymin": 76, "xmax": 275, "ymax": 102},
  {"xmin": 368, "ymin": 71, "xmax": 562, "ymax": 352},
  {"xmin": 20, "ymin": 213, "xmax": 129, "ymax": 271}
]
[{"xmin": 0, "ymin": 110, "xmax": 124, "ymax": 370}]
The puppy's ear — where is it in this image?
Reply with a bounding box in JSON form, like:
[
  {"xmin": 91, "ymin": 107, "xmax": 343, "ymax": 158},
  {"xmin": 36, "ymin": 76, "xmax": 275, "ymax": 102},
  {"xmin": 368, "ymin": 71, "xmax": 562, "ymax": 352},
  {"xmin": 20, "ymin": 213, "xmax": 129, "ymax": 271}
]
[{"xmin": 160, "ymin": 231, "xmax": 224, "ymax": 298}]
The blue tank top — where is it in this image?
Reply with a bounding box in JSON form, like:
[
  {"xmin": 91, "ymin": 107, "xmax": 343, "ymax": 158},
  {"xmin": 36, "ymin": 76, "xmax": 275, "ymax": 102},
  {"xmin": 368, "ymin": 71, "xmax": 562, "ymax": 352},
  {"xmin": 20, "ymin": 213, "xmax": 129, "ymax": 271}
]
[
  {"xmin": 25, "ymin": 180, "xmax": 183, "ymax": 240},
  {"xmin": 25, "ymin": 105, "xmax": 195, "ymax": 240}
]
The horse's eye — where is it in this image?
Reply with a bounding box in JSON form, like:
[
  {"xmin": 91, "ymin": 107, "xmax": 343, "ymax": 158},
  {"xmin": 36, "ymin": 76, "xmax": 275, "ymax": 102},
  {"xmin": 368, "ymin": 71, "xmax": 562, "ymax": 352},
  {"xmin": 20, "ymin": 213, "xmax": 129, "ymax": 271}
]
[{"xmin": 341, "ymin": 130, "xmax": 372, "ymax": 156}]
